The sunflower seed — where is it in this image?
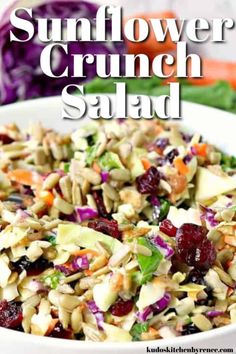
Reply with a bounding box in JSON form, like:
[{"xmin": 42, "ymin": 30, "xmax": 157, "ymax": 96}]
[
  {"xmin": 102, "ymin": 183, "xmax": 119, "ymax": 201},
  {"xmin": 82, "ymin": 323, "xmax": 105, "ymax": 341},
  {"xmin": 72, "ymin": 181, "xmax": 82, "ymax": 205},
  {"xmin": 53, "ymin": 196, "xmax": 74, "ymax": 215},
  {"xmin": 43, "ymin": 173, "xmax": 60, "ymax": 191},
  {"xmin": 59, "ymin": 306, "xmax": 70, "ymax": 328},
  {"xmin": 80, "ymin": 168, "xmax": 101, "ymax": 185},
  {"xmin": 109, "ymin": 168, "xmax": 131, "ymax": 182},
  {"xmin": 59, "ymin": 294, "xmax": 80, "ymax": 311},
  {"xmin": 34, "ymin": 147, "xmax": 46, "ymax": 165},
  {"xmin": 71, "ymin": 306, "xmax": 83, "ymax": 333},
  {"xmin": 59, "ymin": 176, "xmax": 72, "ymax": 203},
  {"xmin": 30, "ymin": 200, "xmax": 47, "ymax": 214},
  {"xmin": 192, "ymin": 314, "xmax": 212, "ymax": 331}
]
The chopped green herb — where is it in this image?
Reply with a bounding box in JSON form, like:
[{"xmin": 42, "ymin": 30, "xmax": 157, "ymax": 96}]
[
  {"xmin": 130, "ymin": 322, "xmax": 149, "ymax": 341},
  {"xmin": 63, "ymin": 163, "xmax": 70, "ymax": 173},
  {"xmin": 86, "ymin": 145, "xmax": 97, "ymax": 166},
  {"xmin": 137, "ymin": 237, "xmax": 163, "ymax": 284},
  {"xmin": 159, "ymin": 198, "xmax": 171, "ymax": 221},
  {"xmin": 46, "ymin": 235, "xmax": 57, "ymax": 246},
  {"xmin": 221, "ymin": 153, "xmax": 236, "ymax": 171},
  {"xmin": 99, "ymin": 152, "xmax": 124, "ymax": 171},
  {"xmin": 42, "ymin": 271, "xmax": 64, "ymax": 289}
]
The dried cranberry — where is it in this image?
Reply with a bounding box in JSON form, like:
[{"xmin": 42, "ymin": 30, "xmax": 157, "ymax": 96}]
[
  {"xmin": 109, "ymin": 298, "xmax": 133, "ymax": 317},
  {"xmin": 0, "ymin": 134, "xmax": 14, "ymax": 144},
  {"xmin": 88, "ymin": 218, "xmax": 122, "ymax": 239},
  {"xmin": 13, "ymin": 256, "xmax": 52, "ymax": 276},
  {"xmin": 48, "ymin": 323, "xmax": 73, "ymax": 339},
  {"xmin": 160, "ymin": 219, "xmax": 177, "ymax": 237},
  {"xmin": 92, "ymin": 190, "xmax": 109, "ymax": 218},
  {"xmin": 165, "ymin": 148, "xmax": 179, "ymax": 163},
  {"xmin": 176, "ymin": 223, "xmax": 216, "ymax": 270},
  {"xmin": 136, "ymin": 166, "xmax": 160, "ymax": 194},
  {"xmin": 0, "ymin": 300, "xmax": 22, "ymax": 329}
]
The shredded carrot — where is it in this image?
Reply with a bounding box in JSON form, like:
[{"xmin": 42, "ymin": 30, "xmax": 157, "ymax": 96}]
[
  {"xmin": 193, "ymin": 143, "xmax": 208, "ymax": 157},
  {"xmin": 92, "ymin": 162, "xmax": 101, "ymax": 174},
  {"xmin": 224, "ymin": 236, "xmax": 236, "ymax": 247},
  {"xmin": 141, "ymin": 158, "xmax": 151, "ymax": 170},
  {"xmin": 8, "ymin": 169, "xmax": 43, "ymax": 186},
  {"xmin": 187, "ymin": 59, "xmax": 236, "ymax": 89},
  {"xmin": 73, "ymin": 249, "xmax": 99, "ymax": 257},
  {"xmin": 84, "ymin": 269, "xmax": 93, "ymax": 276},
  {"xmin": 39, "ymin": 190, "xmax": 55, "ymax": 206},
  {"xmin": 79, "ymin": 302, "xmax": 86, "ymax": 311},
  {"xmin": 227, "ymin": 288, "xmax": 234, "ymax": 296},
  {"xmin": 45, "ymin": 318, "xmax": 59, "ymax": 336},
  {"xmin": 148, "ymin": 327, "xmax": 158, "ymax": 335},
  {"xmin": 124, "ymin": 11, "xmax": 177, "ymax": 60},
  {"xmin": 174, "ymin": 157, "xmax": 189, "ymax": 175}
]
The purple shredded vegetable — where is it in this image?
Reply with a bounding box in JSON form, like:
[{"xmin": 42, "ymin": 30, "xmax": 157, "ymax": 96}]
[
  {"xmin": 75, "ymin": 206, "xmax": 98, "ymax": 222},
  {"xmin": 94, "ymin": 312, "xmax": 104, "ymax": 330},
  {"xmin": 72, "ymin": 255, "xmax": 89, "ymax": 271},
  {"xmin": 206, "ymin": 311, "xmax": 224, "ymax": 318},
  {"xmin": 151, "ymin": 235, "xmax": 174, "ymax": 259},
  {"xmin": 200, "ymin": 207, "xmax": 219, "ymax": 227},
  {"xmin": 150, "ymin": 196, "xmax": 161, "ymax": 207},
  {"xmin": 190, "ymin": 146, "xmax": 197, "ymax": 155},
  {"xmin": 151, "ymin": 293, "xmax": 171, "ymax": 314},
  {"xmin": 100, "ymin": 171, "xmax": 109, "ymax": 183},
  {"xmin": 0, "ymin": 0, "xmax": 125, "ymax": 104},
  {"xmin": 183, "ymin": 154, "xmax": 193, "ymax": 164},
  {"xmin": 155, "ymin": 138, "xmax": 169, "ymax": 150},
  {"xmin": 136, "ymin": 293, "xmax": 171, "ymax": 322},
  {"xmin": 87, "ymin": 300, "xmax": 104, "ymax": 329},
  {"xmin": 55, "ymin": 264, "xmax": 74, "ymax": 276},
  {"xmin": 136, "ymin": 306, "xmax": 153, "ymax": 322},
  {"xmin": 87, "ymin": 300, "xmax": 100, "ymax": 314}
]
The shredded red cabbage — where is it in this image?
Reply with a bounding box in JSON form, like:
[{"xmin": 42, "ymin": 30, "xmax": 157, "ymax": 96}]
[
  {"xmin": 150, "ymin": 196, "xmax": 161, "ymax": 207},
  {"xmin": 151, "ymin": 293, "xmax": 171, "ymax": 314},
  {"xmin": 87, "ymin": 300, "xmax": 104, "ymax": 330},
  {"xmin": 0, "ymin": 0, "xmax": 125, "ymax": 104},
  {"xmin": 136, "ymin": 306, "xmax": 153, "ymax": 322},
  {"xmin": 100, "ymin": 171, "xmax": 109, "ymax": 183},
  {"xmin": 72, "ymin": 255, "xmax": 89, "ymax": 270},
  {"xmin": 200, "ymin": 207, "xmax": 219, "ymax": 227},
  {"xmin": 206, "ymin": 311, "xmax": 224, "ymax": 318},
  {"xmin": 151, "ymin": 235, "xmax": 174, "ymax": 259},
  {"xmin": 55, "ymin": 264, "xmax": 74, "ymax": 275},
  {"xmin": 136, "ymin": 293, "xmax": 171, "ymax": 322},
  {"xmin": 75, "ymin": 206, "xmax": 98, "ymax": 222}
]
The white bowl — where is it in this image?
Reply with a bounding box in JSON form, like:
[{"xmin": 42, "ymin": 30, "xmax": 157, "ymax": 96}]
[{"xmin": 0, "ymin": 96, "xmax": 235, "ymax": 354}]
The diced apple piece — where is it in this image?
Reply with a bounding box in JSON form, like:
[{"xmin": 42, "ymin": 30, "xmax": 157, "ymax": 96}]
[{"xmin": 195, "ymin": 167, "xmax": 236, "ymax": 202}]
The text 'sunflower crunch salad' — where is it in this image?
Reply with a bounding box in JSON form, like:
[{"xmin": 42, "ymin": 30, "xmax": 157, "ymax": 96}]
[{"xmin": 0, "ymin": 119, "xmax": 236, "ymax": 342}]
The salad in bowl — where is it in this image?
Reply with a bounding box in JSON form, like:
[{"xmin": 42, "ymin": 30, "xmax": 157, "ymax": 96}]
[{"xmin": 0, "ymin": 117, "xmax": 236, "ymax": 342}]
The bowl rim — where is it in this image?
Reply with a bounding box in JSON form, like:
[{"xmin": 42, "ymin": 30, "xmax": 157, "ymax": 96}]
[
  {"xmin": 1, "ymin": 322, "xmax": 236, "ymax": 348},
  {"xmin": 0, "ymin": 95, "xmax": 236, "ymax": 347}
]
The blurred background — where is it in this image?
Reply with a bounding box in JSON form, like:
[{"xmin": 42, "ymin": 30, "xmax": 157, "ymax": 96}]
[{"xmin": 0, "ymin": 0, "xmax": 235, "ymax": 112}]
